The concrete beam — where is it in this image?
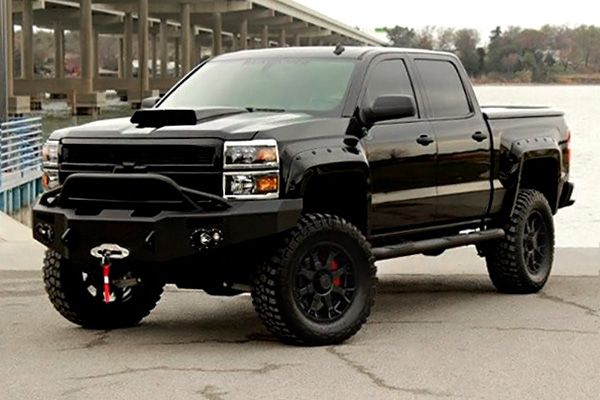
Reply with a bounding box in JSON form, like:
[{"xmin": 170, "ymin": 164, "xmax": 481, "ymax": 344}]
[{"xmin": 95, "ymin": 0, "xmax": 252, "ymax": 14}]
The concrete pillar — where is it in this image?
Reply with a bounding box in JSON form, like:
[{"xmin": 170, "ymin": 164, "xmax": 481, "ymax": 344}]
[
  {"xmin": 231, "ymin": 34, "xmax": 238, "ymax": 52},
  {"xmin": 240, "ymin": 18, "xmax": 248, "ymax": 50},
  {"xmin": 138, "ymin": 0, "xmax": 150, "ymax": 92},
  {"xmin": 118, "ymin": 38, "xmax": 124, "ymax": 78},
  {"xmin": 180, "ymin": 3, "xmax": 191, "ymax": 74},
  {"xmin": 151, "ymin": 32, "xmax": 158, "ymax": 78},
  {"xmin": 124, "ymin": 13, "xmax": 133, "ymax": 79},
  {"xmin": 174, "ymin": 38, "xmax": 181, "ymax": 77},
  {"xmin": 80, "ymin": 0, "xmax": 93, "ymax": 93},
  {"xmin": 21, "ymin": 0, "xmax": 34, "ymax": 79},
  {"xmin": 212, "ymin": 12, "xmax": 223, "ymax": 56},
  {"xmin": 195, "ymin": 34, "xmax": 203, "ymax": 64},
  {"xmin": 54, "ymin": 21, "xmax": 64, "ymax": 79},
  {"xmin": 308, "ymin": 37, "xmax": 314, "ymax": 46},
  {"xmin": 279, "ymin": 29, "xmax": 286, "ymax": 47},
  {"xmin": 6, "ymin": 0, "xmax": 14, "ymax": 96},
  {"xmin": 159, "ymin": 18, "xmax": 168, "ymax": 77},
  {"xmin": 93, "ymin": 32, "xmax": 100, "ymax": 78},
  {"xmin": 262, "ymin": 25, "xmax": 269, "ymax": 48},
  {"xmin": 294, "ymin": 34, "xmax": 301, "ymax": 47}
]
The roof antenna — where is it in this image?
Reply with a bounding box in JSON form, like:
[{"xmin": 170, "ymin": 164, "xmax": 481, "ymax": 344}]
[{"xmin": 333, "ymin": 43, "xmax": 345, "ymax": 56}]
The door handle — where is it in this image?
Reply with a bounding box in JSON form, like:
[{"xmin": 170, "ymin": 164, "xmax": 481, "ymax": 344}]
[
  {"xmin": 416, "ymin": 134, "xmax": 435, "ymax": 146},
  {"xmin": 472, "ymin": 131, "xmax": 488, "ymax": 142}
]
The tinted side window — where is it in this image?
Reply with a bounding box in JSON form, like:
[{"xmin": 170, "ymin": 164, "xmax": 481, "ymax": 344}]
[
  {"xmin": 365, "ymin": 59, "xmax": 415, "ymax": 104},
  {"xmin": 415, "ymin": 59, "xmax": 471, "ymax": 118}
]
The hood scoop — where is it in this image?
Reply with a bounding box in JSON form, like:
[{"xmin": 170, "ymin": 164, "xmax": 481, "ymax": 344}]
[{"xmin": 130, "ymin": 107, "xmax": 248, "ymax": 128}]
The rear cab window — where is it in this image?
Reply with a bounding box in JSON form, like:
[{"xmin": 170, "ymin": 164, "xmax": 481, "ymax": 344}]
[{"xmin": 414, "ymin": 59, "xmax": 472, "ymax": 119}]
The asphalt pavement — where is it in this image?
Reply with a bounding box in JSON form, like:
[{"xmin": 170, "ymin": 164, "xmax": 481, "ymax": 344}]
[{"xmin": 1, "ymin": 213, "xmax": 598, "ymax": 399}]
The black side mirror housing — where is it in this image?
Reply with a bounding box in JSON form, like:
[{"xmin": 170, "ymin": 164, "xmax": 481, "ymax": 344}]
[
  {"xmin": 141, "ymin": 96, "xmax": 160, "ymax": 109},
  {"xmin": 360, "ymin": 95, "xmax": 416, "ymax": 126}
]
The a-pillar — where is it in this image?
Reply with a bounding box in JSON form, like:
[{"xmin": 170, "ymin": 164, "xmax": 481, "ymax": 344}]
[
  {"xmin": 159, "ymin": 18, "xmax": 168, "ymax": 77},
  {"xmin": 262, "ymin": 25, "xmax": 269, "ymax": 48},
  {"xmin": 180, "ymin": 3, "xmax": 191, "ymax": 74},
  {"xmin": 212, "ymin": 13, "xmax": 223, "ymax": 56},
  {"xmin": 240, "ymin": 18, "xmax": 248, "ymax": 50},
  {"xmin": 6, "ymin": 0, "xmax": 29, "ymax": 115},
  {"xmin": 279, "ymin": 29, "xmax": 286, "ymax": 47},
  {"xmin": 76, "ymin": 0, "xmax": 105, "ymax": 115},
  {"xmin": 124, "ymin": 12, "xmax": 133, "ymax": 79}
]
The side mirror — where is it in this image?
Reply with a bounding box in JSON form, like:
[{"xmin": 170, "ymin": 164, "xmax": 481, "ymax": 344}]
[
  {"xmin": 360, "ymin": 95, "xmax": 416, "ymax": 126},
  {"xmin": 141, "ymin": 96, "xmax": 160, "ymax": 109}
]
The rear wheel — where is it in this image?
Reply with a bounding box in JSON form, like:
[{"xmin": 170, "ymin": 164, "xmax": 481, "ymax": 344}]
[
  {"xmin": 43, "ymin": 250, "xmax": 164, "ymax": 329},
  {"xmin": 485, "ymin": 189, "xmax": 555, "ymax": 294},
  {"xmin": 252, "ymin": 214, "xmax": 377, "ymax": 346}
]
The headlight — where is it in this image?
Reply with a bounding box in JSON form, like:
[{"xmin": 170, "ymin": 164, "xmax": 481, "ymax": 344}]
[
  {"xmin": 224, "ymin": 140, "xmax": 279, "ymax": 169},
  {"xmin": 42, "ymin": 140, "xmax": 59, "ymax": 169},
  {"xmin": 42, "ymin": 140, "xmax": 60, "ymax": 190},
  {"xmin": 224, "ymin": 171, "xmax": 279, "ymax": 199},
  {"xmin": 223, "ymin": 140, "xmax": 280, "ymax": 200}
]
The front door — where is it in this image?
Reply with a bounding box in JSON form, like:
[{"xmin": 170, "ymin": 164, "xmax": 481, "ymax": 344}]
[{"xmin": 362, "ymin": 57, "xmax": 438, "ymax": 234}]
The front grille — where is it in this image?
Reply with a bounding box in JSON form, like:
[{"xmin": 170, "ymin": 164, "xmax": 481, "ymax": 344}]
[
  {"xmin": 62, "ymin": 144, "xmax": 215, "ymax": 166},
  {"xmin": 59, "ymin": 142, "xmax": 222, "ymax": 195}
]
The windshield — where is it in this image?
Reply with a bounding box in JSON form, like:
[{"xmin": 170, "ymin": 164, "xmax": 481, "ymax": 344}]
[{"xmin": 158, "ymin": 57, "xmax": 357, "ymax": 115}]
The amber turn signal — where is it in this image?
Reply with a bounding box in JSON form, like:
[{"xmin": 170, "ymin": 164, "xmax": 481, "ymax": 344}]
[{"xmin": 255, "ymin": 175, "xmax": 279, "ymax": 194}]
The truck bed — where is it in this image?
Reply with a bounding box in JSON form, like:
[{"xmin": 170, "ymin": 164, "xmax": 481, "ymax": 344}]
[{"xmin": 481, "ymin": 106, "xmax": 564, "ymax": 120}]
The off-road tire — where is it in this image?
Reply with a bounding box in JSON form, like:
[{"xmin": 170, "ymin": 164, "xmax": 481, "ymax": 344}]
[
  {"xmin": 252, "ymin": 214, "xmax": 377, "ymax": 346},
  {"xmin": 485, "ymin": 189, "xmax": 555, "ymax": 294},
  {"xmin": 43, "ymin": 250, "xmax": 164, "ymax": 329}
]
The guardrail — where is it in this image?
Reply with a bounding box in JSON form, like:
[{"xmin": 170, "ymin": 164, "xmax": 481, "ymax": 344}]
[{"xmin": 0, "ymin": 117, "xmax": 44, "ymax": 216}]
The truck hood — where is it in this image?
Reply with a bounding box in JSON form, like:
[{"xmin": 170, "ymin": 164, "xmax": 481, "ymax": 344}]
[{"xmin": 49, "ymin": 110, "xmax": 325, "ymax": 142}]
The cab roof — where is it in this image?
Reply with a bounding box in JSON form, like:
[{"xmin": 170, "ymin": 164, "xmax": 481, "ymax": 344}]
[{"xmin": 214, "ymin": 46, "xmax": 455, "ymax": 61}]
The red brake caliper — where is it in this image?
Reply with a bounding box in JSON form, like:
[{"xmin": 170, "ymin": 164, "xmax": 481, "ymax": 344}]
[
  {"xmin": 331, "ymin": 259, "xmax": 341, "ymax": 287},
  {"xmin": 102, "ymin": 255, "xmax": 112, "ymax": 304}
]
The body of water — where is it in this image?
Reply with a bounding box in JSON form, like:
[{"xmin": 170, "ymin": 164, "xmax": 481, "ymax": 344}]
[
  {"xmin": 36, "ymin": 86, "xmax": 599, "ymax": 248},
  {"xmin": 476, "ymin": 85, "xmax": 600, "ymax": 247}
]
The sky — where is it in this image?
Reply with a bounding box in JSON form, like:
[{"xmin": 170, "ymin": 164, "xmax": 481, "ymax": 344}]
[{"xmin": 296, "ymin": 0, "xmax": 599, "ymax": 42}]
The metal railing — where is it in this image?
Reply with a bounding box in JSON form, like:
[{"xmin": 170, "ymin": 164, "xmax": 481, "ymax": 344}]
[{"xmin": 0, "ymin": 117, "xmax": 43, "ymax": 214}]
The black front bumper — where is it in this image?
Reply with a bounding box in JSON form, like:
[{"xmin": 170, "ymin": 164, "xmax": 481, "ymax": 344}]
[{"xmin": 32, "ymin": 174, "xmax": 302, "ymax": 263}]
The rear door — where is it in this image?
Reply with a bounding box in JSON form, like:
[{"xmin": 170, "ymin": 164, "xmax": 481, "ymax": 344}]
[
  {"xmin": 362, "ymin": 56, "xmax": 437, "ymax": 233},
  {"xmin": 412, "ymin": 56, "xmax": 491, "ymax": 223}
]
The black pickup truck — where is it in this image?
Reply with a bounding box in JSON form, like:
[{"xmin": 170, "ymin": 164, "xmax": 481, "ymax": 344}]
[{"xmin": 35, "ymin": 47, "xmax": 574, "ymax": 345}]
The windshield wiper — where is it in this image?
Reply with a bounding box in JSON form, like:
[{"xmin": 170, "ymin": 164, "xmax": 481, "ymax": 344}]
[{"xmin": 245, "ymin": 107, "xmax": 287, "ymax": 113}]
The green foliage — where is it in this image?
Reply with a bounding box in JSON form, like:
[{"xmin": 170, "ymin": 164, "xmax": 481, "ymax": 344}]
[{"xmin": 383, "ymin": 24, "xmax": 600, "ymax": 82}]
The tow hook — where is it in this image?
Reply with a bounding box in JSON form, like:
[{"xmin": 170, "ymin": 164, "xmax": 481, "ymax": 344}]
[{"xmin": 91, "ymin": 244, "xmax": 130, "ymax": 304}]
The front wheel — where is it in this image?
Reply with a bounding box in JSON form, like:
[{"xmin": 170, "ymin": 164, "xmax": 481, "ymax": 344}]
[
  {"xmin": 485, "ymin": 189, "xmax": 555, "ymax": 294},
  {"xmin": 43, "ymin": 250, "xmax": 164, "ymax": 329},
  {"xmin": 252, "ymin": 214, "xmax": 377, "ymax": 346}
]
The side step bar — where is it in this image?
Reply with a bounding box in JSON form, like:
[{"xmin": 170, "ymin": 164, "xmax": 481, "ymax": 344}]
[{"xmin": 372, "ymin": 229, "xmax": 505, "ymax": 261}]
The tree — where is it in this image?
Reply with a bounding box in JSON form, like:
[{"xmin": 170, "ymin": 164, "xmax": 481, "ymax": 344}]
[
  {"xmin": 415, "ymin": 26, "xmax": 435, "ymax": 50},
  {"xmin": 384, "ymin": 26, "xmax": 417, "ymax": 48},
  {"xmin": 454, "ymin": 29, "xmax": 481, "ymax": 75},
  {"xmin": 436, "ymin": 27, "xmax": 455, "ymax": 51}
]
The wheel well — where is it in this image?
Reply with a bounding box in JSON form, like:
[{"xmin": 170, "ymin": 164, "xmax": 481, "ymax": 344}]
[
  {"xmin": 302, "ymin": 171, "xmax": 368, "ymax": 234},
  {"xmin": 520, "ymin": 157, "xmax": 559, "ymax": 212}
]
